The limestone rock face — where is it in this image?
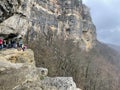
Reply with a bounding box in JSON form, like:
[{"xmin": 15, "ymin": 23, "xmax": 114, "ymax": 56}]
[
  {"xmin": 0, "ymin": 0, "xmax": 96, "ymax": 51},
  {"xmin": 0, "ymin": 0, "xmax": 20, "ymax": 23},
  {"xmin": 41, "ymin": 77, "xmax": 81, "ymax": 90},
  {"xmin": 0, "ymin": 49, "xmax": 81, "ymax": 90},
  {"xmin": 0, "ymin": 49, "xmax": 37, "ymax": 90}
]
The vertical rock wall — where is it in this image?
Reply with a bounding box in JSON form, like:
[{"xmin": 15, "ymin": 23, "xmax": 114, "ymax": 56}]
[{"xmin": 0, "ymin": 0, "xmax": 96, "ymax": 51}]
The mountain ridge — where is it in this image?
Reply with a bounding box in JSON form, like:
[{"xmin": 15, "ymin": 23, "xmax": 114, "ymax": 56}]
[{"xmin": 108, "ymin": 44, "xmax": 120, "ymax": 53}]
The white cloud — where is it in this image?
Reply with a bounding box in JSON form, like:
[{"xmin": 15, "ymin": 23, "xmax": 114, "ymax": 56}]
[{"xmin": 83, "ymin": 0, "xmax": 120, "ymax": 45}]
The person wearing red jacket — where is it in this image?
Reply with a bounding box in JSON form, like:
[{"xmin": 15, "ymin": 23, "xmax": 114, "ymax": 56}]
[{"xmin": 0, "ymin": 38, "xmax": 3, "ymax": 49}]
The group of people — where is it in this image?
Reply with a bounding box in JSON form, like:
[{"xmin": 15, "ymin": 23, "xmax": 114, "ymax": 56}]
[{"xmin": 0, "ymin": 37, "xmax": 27, "ymax": 51}]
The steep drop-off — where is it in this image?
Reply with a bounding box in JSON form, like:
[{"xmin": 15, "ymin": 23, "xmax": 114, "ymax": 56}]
[{"xmin": 0, "ymin": 49, "xmax": 81, "ymax": 90}]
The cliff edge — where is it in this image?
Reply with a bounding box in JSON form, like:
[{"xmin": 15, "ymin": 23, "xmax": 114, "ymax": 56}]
[{"xmin": 0, "ymin": 49, "xmax": 81, "ymax": 90}]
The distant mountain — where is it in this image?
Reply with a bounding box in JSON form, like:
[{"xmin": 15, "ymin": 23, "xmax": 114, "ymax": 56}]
[{"xmin": 108, "ymin": 44, "xmax": 120, "ymax": 53}]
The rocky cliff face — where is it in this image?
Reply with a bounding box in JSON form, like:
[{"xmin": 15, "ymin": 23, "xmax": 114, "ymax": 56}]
[
  {"xmin": 0, "ymin": 0, "xmax": 96, "ymax": 51},
  {"xmin": 1, "ymin": 1, "xmax": 120, "ymax": 90},
  {"xmin": 0, "ymin": 49, "xmax": 81, "ymax": 90}
]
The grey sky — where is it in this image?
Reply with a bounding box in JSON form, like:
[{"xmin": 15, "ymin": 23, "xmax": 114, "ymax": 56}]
[{"xmin": 83, "ymin": 0, "xmax": 120, "ymax": 45}]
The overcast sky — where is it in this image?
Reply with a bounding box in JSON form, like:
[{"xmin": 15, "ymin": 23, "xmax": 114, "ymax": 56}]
[{"xmin": 83, "ymin": 0, "xmax": 120, "ymax": 45}]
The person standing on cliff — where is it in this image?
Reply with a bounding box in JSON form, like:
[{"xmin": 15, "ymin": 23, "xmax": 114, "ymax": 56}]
[
  {"xmin": 3, "ymin": 40, "xmax": 7, "ymax": 48},
  {"xmin": 13, "ymin": 39, "xmax": 17, "ymax": 48},
  {"xmin": 18, "ymin": 37, "xmax": 23, "ymax": 48},
  {"xmin": 0, "ymin": 38, "xmax": 3, "ymax": 49}
]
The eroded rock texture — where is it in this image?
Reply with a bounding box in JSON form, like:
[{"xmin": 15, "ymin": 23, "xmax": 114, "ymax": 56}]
[
  {"xmin": 0, "ymin": 49, "xmax": 81, "ymax": 90},
  {"xmin": 0, "ymin": 0, "xmax": 21, "ymax": 23}
]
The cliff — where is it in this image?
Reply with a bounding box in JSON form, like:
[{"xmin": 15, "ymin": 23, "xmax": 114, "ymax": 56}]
[
  {"xmin": 0, "ymin": 0, "xmax": 120, "ymax": 90},
  {"xmin": 0, "ymin": 49, "xmax": 81, "ymax": 90},
  {"xmin": 0, "ymin": 0, "xmax": 96, "ymax": 51}
]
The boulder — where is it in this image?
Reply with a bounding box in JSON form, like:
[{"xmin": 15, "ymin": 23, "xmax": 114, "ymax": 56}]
[
  {"xmin": 0, "ymin": 49, "xmax": 81, "ymax": 90},
  {"xmin": 37, "ymin": 67, "xmax": 48, "ymax": 77}
]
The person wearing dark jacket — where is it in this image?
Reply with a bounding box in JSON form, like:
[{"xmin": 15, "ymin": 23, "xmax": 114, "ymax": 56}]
[{"xmin": 19, "ymin": 37, "xmax": 23, "ymax": 48}]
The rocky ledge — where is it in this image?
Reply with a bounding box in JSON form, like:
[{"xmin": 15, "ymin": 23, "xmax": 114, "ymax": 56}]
[{"xmin": 0, "ymin": 49, "xmax": 81, "ymax": 90}]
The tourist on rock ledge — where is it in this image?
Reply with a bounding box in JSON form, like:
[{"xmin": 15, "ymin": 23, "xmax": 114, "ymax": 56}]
[
  {"xmin": 0, "ymin": 34, "xmax": 27, "ymax": 51},
  {"xmin": 18, "ymin": 37, "xmax": 23, "ymax": 48},
  {"xmin": 0, "ymin": 38, "xmax": 3, "ymax": 49}
]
